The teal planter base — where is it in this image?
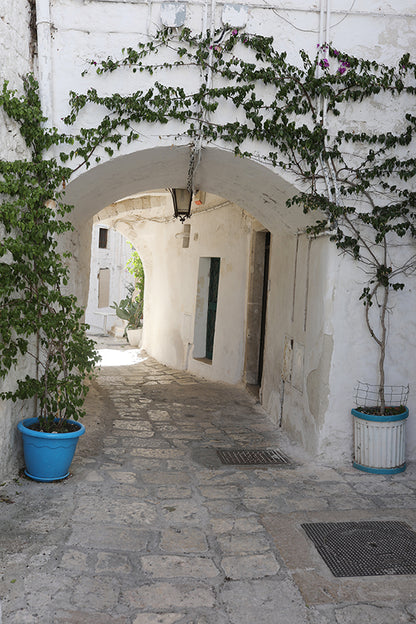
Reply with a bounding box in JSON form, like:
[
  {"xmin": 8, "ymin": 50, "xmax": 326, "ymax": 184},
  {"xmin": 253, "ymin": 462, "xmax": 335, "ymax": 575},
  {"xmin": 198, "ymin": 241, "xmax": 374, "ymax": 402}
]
[
  {"xmin": 18, "ymin": 418, "xmax": 85, "ymax": 482},
  {"xmin": 352, "ymin": 461, "xmax": 406, "ymax": 475}
]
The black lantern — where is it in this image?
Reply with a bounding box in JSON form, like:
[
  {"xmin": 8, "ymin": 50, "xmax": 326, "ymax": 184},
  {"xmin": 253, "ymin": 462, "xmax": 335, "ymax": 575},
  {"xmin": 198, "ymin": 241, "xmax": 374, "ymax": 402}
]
[{"xmin": 169, "ymin": 188, "xmax": 193, "ymax": 222}]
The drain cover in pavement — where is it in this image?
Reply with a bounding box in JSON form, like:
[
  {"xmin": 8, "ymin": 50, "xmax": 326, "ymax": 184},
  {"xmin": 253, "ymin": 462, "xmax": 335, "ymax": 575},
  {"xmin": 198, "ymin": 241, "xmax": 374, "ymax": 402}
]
[
  {"xmin": 216, "ymin": 448, "xmax": 291, "ymax": 465},
  {"xmin": 301, "ymin": 521, "xmax": 416, "ymax": 577}
]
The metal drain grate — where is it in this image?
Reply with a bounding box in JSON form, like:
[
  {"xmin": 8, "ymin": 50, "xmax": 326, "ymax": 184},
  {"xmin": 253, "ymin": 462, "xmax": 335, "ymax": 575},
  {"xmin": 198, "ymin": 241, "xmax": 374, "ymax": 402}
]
[
  {"xmin": 302, "ymin": 520, "xmax": 416, "ymax": 577},
  {"xmin": 216, "ymin": 448, "xmax": 291, "ymax": 465}
]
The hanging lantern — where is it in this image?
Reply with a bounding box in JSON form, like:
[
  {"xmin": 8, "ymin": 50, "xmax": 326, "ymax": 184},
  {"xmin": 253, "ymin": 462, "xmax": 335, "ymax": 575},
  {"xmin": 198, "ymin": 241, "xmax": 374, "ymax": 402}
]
[{"xmin": 169, "ymin": 188, "xmax": 193, "ymax": 222}]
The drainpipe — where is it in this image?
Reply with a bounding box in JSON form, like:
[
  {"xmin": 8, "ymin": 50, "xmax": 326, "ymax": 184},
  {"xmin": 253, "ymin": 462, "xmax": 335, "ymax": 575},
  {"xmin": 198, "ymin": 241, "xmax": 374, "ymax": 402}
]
[
  {"xmin": 35, "ymin": 0, "xmax": 53, "ymax": 123},
  {"xmin": 323, "ymin": 0, "xmax": 331, "ymax": 125},
  {"xmin": 206, "ymin": 0, "xmax": 216, "ymax": 94},
  {"xmin": 318, "ymin": 0, "xmax": 331, "ymax": 49},
  {"xmin": 321, "ymin": 0, "xmax": 331, "ymax": 129},
  {"xmin": 325, "ymin": 0, "xmax": 331, "ymax": 45},
  {"xmin": 202, "ymin": 0, "xmax": 208, "ymax": 34},
  {"xmin": 318, "ymin": 0, "xmax": 335, "ymax": 202},
  {"xmin": 318, "ymin": 0, "xmax": 325, "ymax": 51},
  {"xmin": 146, "ymin": 0, "xmax": 153, "ymax": 37}
]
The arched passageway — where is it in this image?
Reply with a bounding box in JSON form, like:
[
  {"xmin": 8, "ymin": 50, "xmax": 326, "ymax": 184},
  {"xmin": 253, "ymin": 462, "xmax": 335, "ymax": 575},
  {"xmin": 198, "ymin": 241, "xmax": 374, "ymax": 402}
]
[{"xmin": 65, "ymin": 145, "xmax": 351, "ymax": 462}]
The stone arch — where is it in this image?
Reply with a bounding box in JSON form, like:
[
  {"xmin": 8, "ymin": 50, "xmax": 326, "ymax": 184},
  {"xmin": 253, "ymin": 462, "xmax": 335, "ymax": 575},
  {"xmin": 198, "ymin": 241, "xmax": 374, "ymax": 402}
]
[
  {"xmin": 66, "ymin": 145, "xmax": 312, "ymax": 232},
  {"xmin": 65, "ymin": 144, "xmax": 338, "ymax": 458}
]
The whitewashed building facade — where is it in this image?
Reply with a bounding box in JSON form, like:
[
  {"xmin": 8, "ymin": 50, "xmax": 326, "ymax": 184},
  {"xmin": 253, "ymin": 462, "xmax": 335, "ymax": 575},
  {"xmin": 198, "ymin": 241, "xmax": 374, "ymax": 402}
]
[
  {"xmin": 85, "ymin": 224, "xmax": 133, "ymax": 335},
  {"xmin": 1, "ymin": 0, "xmax": 416, "ymax": 478}
]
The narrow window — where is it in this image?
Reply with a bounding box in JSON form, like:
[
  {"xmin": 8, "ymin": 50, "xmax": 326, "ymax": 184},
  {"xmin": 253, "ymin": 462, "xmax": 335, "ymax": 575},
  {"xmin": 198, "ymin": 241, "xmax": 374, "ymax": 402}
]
[{"xmin": 98, "ymin": 227, "xmax": 108, "ymax": 249}]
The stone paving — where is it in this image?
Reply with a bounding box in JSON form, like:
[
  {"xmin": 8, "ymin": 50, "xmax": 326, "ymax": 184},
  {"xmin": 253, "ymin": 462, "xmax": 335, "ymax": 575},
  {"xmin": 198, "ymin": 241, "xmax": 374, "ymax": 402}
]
[{"xmin": 1, "ymin": 338, "xmax": 416, "ymax": 623}]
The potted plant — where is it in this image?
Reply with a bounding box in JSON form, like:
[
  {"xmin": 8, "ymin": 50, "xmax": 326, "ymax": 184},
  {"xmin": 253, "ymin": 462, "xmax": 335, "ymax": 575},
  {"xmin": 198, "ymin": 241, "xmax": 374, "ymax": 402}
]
[
  {"xmin": 112, "ymin": 284, "xmax": 143, "ymax": 345},
  {"xmin": 12, "ymin": 320, "xmax": 99, "ymax": 482},
  {"xmin": 351, "ymin": 383, "xmax": 409, "ymax": 474},
  {"xmin": 112, "ymin": 248, "xmax": 145, "ymax": 347},
  {"xmin": 0, "ymin": 76, "xmax": 100, "ymax": 481}
]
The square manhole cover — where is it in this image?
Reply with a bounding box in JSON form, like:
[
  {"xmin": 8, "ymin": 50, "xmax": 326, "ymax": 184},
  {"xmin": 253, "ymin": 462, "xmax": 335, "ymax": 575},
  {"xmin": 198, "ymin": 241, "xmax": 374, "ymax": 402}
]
[
  {"xmin": 301, "ymin": 520, "xmax": 416, "ymax": 577},
  {"xmin": 216, "ymin": 448, "xmax": 291, "ymax": 465}
]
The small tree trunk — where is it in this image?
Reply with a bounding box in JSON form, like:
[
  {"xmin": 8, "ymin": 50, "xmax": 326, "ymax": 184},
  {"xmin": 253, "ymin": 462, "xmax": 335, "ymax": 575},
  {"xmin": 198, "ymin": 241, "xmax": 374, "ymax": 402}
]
[
  {"xmin": 35, "ymin": 329, "xmax": 40, "ymax": 419},
  {"xmin": 378, "ymin": 284, "xmax": 389, "ymax": 414},
  {"xmin": 365, "ymin": 281, "xmax": 388, "ymax": 414}
]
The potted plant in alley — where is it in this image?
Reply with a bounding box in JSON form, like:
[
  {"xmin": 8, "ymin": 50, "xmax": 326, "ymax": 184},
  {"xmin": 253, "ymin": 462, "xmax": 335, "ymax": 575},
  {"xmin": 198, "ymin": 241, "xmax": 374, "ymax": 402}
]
[
  {"xmin": 112, "ymin": 248, "xmax": 145, "ymax": 347},
  {"xmin": 112, "ymin": 284, "xmax": 143, "ymax": 346},
  {"xmin": 12, "ymin": 319, "xmax": 99, "ymax": 482},
  {"xmin": 351, "ymin": 383, "xmax": 409, "ymax": 474},
  {"xmin": 0, "ymin": 76, "xmax": 100, "ymax": 481}
]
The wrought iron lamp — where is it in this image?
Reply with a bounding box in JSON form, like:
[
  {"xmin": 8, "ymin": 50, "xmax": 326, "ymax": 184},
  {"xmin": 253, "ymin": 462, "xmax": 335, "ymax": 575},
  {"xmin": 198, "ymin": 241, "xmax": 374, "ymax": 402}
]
[{"xmin": 169, "ymin": 188, "xmax": 193, "ymax": 222}]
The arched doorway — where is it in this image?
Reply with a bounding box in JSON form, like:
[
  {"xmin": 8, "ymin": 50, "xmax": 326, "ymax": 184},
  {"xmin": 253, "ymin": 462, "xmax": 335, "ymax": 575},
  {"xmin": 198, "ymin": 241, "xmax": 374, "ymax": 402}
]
[{"xmin": 64, "ymin": 145, "xmax": 338, "ymax": 458}]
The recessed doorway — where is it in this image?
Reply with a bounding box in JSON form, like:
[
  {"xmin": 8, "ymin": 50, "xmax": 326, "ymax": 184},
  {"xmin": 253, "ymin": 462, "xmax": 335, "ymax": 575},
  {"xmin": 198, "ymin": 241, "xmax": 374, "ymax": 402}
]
[
  {"xmin": 193, "ymin": 257, "xmax": 221, "ymax": 363},
  {"xmin": 245, "ymin": 230, "xmax": 271, "ymax": 391}
]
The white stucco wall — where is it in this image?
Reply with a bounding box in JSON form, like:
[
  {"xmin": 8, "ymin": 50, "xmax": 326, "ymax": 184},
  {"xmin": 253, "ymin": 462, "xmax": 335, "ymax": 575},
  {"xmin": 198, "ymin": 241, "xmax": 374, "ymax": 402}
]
[
  {"xmin": 261, "ymin": 230, "xmax": 337, "ymax": 457},
  {"xmin": 262, "ymin": 227, "xmax": 416, "ymax": 463},
  {"xmin": 322, "ymin": 246, "xmax": 416, "ymax": 464}
]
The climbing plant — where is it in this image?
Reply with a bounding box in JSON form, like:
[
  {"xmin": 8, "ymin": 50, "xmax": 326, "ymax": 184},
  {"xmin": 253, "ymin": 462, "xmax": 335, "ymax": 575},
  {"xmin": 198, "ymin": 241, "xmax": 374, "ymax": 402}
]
[
  {"xmin": 63, "ymin": 28, "xmax": 416, "ymax": 412},
  {"xmin": 0, "ymin": 75, "xmax": 99, "ymax": 432}
]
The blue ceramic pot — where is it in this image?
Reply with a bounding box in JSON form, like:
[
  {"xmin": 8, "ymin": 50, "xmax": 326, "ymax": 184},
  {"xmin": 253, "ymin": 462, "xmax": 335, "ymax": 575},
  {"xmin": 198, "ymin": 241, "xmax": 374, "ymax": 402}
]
[{"xmin": 17, "ymin": 418, "xmax": 85, "ymax": 482}]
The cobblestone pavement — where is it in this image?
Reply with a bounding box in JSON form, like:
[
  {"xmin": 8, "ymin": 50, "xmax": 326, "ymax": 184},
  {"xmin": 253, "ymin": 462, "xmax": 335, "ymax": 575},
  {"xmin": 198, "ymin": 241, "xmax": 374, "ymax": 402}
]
[{"xmin": 1, "ymin": 337, "xmax": 416, "ymax": 623}]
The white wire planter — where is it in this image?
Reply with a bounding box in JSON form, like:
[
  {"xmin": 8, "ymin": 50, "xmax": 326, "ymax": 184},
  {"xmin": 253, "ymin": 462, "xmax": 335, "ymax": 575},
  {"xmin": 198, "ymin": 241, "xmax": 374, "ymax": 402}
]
[{"xmin": 352, "ymin": 383, "xmax": 409, "ymax": 475}]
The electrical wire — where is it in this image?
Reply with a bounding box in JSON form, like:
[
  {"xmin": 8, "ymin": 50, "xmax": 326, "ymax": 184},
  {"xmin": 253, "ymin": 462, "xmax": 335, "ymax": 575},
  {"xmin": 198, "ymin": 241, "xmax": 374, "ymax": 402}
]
[{"xmin": 258, "ymin": 0, "xmax": 357, "ymax": 35}]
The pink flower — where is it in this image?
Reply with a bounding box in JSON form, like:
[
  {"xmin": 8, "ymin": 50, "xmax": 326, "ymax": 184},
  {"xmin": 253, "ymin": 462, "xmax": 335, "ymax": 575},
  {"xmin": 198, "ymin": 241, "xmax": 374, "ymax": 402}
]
[
  {"xmin": 320, "ymin": 58, "xmax": 330, "ymax": 69},
  {"xmin": 232, "ymin": 29, "xmax": 238, "ymax": 36},
  {"xmin": 337, "ymin": 60, "xmax": 350, "ymax": 74}
]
